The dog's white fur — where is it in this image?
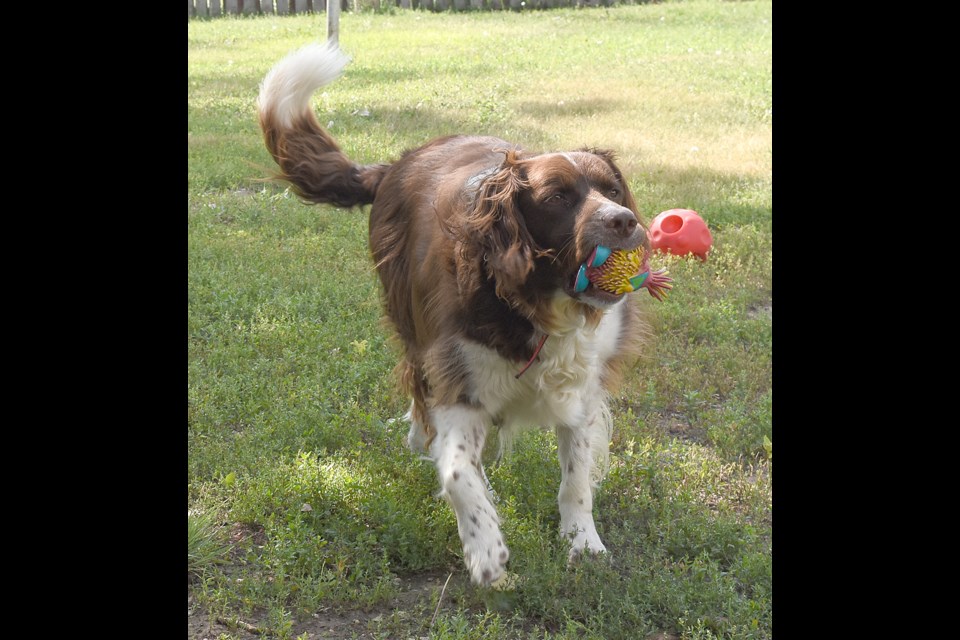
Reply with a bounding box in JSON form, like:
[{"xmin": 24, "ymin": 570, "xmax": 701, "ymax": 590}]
[
  {"xmin": 258, "ymin": 42, "xmax": 350, "ymax": 130},
  {"xmin": 407, "ymin": 295, "xmax": 623, "ymax": 582}
]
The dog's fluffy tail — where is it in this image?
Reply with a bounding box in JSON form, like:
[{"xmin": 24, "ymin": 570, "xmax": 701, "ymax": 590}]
[{"xmin": 257, "ymin": 41, "xmax": 389, "ymax": 208}]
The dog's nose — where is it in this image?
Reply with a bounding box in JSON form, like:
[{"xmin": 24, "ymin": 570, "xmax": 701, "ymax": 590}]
[{"xmin": 604, "ymin": 208, "xmax": 639, "ymax": 238}]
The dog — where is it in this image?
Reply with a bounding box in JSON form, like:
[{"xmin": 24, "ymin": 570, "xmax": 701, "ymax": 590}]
[{"xmin": 257, "ymin": 42, "xmax": 663, "ymax": 587}]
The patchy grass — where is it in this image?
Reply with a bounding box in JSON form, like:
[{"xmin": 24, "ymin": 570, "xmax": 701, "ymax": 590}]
[
  {"xmin": 189, "ymin": 510, "xmax": 232, "ymax": 579},
  {"xmin": 188, "ymin": 2, "xmax": 771, "ymax": 638}
]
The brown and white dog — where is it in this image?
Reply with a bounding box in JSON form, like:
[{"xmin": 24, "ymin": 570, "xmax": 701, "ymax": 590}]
[{"xmin": 258, "ymin": 42, "xmax": 655, "ymax": 587}]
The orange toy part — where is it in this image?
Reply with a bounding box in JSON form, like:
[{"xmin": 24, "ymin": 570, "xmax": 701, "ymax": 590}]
[{"xmin": 649, "ymin": 209, "xmax": 713, "ymax": 261}]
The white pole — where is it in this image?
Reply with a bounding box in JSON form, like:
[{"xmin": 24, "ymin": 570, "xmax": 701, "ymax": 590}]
[{"xmin": 327, "ymin": 0, "xmax": 340, "ymax": 46}]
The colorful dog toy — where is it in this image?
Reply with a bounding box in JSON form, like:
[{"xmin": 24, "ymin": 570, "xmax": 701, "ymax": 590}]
[
  {"xmin": 574, "ymin": 245, "xmax": 672, "ymax": 301},
  {"xmin": 649, "ymin": 209, "xmax": 712, "ymax": 261}
]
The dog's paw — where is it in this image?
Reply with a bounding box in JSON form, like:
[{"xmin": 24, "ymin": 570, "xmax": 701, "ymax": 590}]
[
  {"xmin": 564, "ymin": 526, "xmax": 607, "ymax": 564},
  {"xmin": 568, "ymin": 539, "xmax": 608, "ymax": 564},
  {"xmin": 462, "ymin": 531, "xmax": 510, "ymax": 586},
  {"xmin": 406, "ymin": 418, "xmax": 432, "ymax": 454}
]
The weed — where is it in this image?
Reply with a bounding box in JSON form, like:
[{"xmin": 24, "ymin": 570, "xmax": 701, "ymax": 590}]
[{"xmin": 188, "ymin": 511, "xmax": 231, "ymax": 579}]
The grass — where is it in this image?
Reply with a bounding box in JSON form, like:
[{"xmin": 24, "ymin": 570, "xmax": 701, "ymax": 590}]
[
  {"xmin": 189, "ymin": 511, "xmax": 232, "ymax": 579},
  {"xmin": 188, "ymin": 2, "xmax": 771, "ymax": 638}
]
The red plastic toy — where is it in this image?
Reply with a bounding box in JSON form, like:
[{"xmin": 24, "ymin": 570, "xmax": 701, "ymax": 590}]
[{"xmin": 649, "ymin": 209, "xmax": 713, "ymax": 261}]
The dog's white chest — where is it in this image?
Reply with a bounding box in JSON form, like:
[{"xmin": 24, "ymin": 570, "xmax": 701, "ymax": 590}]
[{"xmin": 461, "ymin": 302, "xmax": 623, "ymax": 428}]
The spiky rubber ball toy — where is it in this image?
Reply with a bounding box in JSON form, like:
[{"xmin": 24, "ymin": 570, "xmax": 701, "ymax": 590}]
[{"xmin": 574, "ymin": 245, "xmax": 672, "ymax": 301}]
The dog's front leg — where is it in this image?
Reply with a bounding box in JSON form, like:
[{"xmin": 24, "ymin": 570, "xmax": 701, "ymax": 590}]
[
  {"xmin": 429, "ymin": 404, "xmax": 509, "ymax": 586},
  {"xmin": 556, "ymin": 411, "xmax": 609, "ymax": 561}
]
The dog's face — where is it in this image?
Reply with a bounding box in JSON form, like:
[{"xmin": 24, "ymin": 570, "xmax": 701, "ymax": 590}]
[{"xmin": 464, "ymin": 149, "xmax": 649, "ymax": 310}]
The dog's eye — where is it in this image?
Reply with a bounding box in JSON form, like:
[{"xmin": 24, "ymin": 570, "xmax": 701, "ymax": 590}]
[
  {"xmin": 608, "ymin": 188, "xmax": 620, "ymax": 199},
  {"xmin": 548, "ymin": 193, "xmax": 568, "ymax": 205}
]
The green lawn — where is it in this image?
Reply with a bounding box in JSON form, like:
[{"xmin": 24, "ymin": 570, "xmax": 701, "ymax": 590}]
[{"xmin": 188, "ymin": 2, "xmax": 771, "ymax": 638}]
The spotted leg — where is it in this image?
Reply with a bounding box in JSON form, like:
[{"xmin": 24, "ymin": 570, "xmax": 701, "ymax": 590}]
[
  {"xmin": 429, "ymin": 404, "xmax": 509, "ymax": 586},
  {"xmin": 556, "ymin": 412, "xmax": 609, "ymax": 561}
]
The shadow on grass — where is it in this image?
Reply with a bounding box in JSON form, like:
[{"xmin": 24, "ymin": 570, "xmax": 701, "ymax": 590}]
[
  {"xmin": 624, "ymin": 164, "xmax": 771, "ymax": 230},
  {"xmin": 513, "ymin": 96, "xmax": 630, "ymax": 119}
]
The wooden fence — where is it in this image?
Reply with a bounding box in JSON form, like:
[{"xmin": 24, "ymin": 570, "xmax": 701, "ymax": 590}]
[{"xmin": 189, "ymin": 0, "xmax": 615, "ymax": 17}]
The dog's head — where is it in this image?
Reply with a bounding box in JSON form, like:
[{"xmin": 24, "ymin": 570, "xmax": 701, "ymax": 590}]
[{"xmin": 460, "ymin": 148, "xmax": 649, "ymax": 312}]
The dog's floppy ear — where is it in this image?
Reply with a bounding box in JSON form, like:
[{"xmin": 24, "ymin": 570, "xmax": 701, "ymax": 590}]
[{"xmin": 460, "ymin": 150, "xmax": 537, "ymax": 299}]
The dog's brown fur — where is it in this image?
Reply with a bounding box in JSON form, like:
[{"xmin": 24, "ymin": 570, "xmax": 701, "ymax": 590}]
[{"xmin": 258, "ymin": 43, "xmax": 652, "ymax": 585}]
